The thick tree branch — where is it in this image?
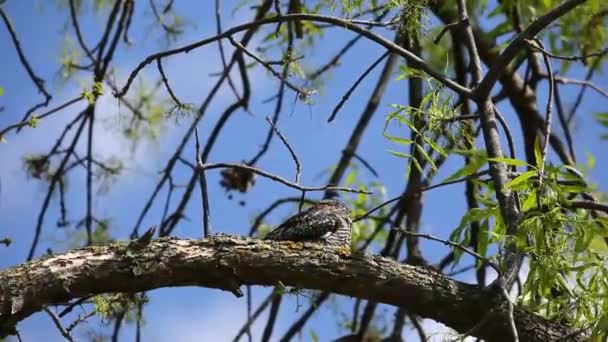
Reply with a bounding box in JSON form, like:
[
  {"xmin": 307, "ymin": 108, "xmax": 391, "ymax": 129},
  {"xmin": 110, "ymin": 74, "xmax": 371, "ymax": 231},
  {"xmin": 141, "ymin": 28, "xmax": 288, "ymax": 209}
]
[{"xmin": 0, "ymin": 236, "xmax": 581, "ymax": 341}]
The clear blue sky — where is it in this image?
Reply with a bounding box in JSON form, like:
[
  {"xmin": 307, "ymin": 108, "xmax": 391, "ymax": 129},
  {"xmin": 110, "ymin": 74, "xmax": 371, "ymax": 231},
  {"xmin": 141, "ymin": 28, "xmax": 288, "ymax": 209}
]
[{"xmin": 1, "ymin": 1, "xmax": 607, "ymax": 341}]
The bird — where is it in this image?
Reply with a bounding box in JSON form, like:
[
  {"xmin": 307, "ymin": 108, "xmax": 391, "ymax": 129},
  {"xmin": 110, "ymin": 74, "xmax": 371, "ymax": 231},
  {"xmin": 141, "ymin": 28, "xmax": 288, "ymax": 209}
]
[{"xmin": 264, "ymin": 199, "xmax": 353, "ymax": 247}]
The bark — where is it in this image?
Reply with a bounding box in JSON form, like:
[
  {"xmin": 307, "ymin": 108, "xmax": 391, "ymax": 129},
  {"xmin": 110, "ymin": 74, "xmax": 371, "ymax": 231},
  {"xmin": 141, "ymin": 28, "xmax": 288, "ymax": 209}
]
[{"xmin": 0, "ymin": 235, "xmax": 582, "ymax": 341}]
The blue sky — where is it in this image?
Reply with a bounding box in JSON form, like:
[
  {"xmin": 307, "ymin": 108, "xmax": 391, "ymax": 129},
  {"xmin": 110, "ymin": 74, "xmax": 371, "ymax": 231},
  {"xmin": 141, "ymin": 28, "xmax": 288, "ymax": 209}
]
[{"xmin": 1, "ymin": 1, "xmax": 607, "ymax": 341}]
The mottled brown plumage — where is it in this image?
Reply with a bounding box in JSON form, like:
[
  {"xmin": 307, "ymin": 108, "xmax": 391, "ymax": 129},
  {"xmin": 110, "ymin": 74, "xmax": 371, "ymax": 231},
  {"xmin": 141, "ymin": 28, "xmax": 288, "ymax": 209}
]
[{"xmin": 264, "ymin": 199, "xmax": 352, "ymax": 246}]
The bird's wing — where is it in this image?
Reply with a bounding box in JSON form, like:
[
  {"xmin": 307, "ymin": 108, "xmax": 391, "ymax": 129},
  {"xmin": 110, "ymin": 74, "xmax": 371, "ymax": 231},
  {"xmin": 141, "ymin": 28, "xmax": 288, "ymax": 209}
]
[{"xmin": 264, "ymin": 209, "xmax": 341, "ymax": 241}]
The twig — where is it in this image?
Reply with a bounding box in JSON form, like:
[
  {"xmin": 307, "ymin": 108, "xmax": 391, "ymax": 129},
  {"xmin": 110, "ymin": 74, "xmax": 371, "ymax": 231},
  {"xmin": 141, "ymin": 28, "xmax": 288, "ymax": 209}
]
[
  {"xmin": 325, "ymin": 39, "xmax": 399, "ymax": 199},
  {"xmin": 247, "ymin": 52, "xmax": 290, "ymax": 166},
  {"xmin": 278, "ymin": 292, "xmax": 330, "ymax": 341},
  {"xmin": 551, "ymin": 74, "xmax": 608, "ymax": 99},
  {"xmin": 553, "ymin": 84, "xmax": 576, "ymax": 162},
  {"xmin": 260, "ymin": 294, "xmax": 282, "ymax": 342},
  {"xmin": 0, "ymin": 96, "xmax": 84, "ymax": 139},
  {"xmin": 157, "ymin": 58, "xmax": 183, "ymax": 107},
  {"xmin": 0, "ymin": 8, "xmax": 52, "ymax": 103},
  {"xmin": 457, "ymin": 0, "xmax": 523, "ymax": 288},
  {"xmin": 68, "ymin": 0, "xmax": 95, "ymax": 62},
  {"xmin": 535, "ymin": 38, "xmax": 554, "ymax": 188},
  {"xmin": 201, "ymin": 163, "xmax": 370, "ymax": 194},
  {"xmin": 214, "ymin": 0, "xmax": 241, "ymax": 100},
  {"xmin": 492, "ymin": 105, "xmax": 517, "ymax": 162},
  {"xmin": 525, "ymin": 39, "xmax": 608, "ymax": 62},
  {"xmin": 500, "ymin": 285, "xmax": 520, "ymax": 342},
  {"xmin": 352, "ymin": 152, "xmax": 379, "ymax": 177},
  {"xmin": 44, "ymin": 308, "xmax": 75, "ymax": 342},
  {"xmin": 308, "ymin": 35, "xmax": 363, "ymax": 81},
  {"xmin": 58, "ymin": 296, "xmax": 93, "ymax": 317},
  {"xmin": 434, "ymin": 21, "xmax": 461, "ymax": 44},
  {"xmin": 327, "ymin": 51, "xmax": 389, "ymax": 122},
  {"xmin": 566, "ymin": 200, "xmax": 608, "ymax": 214},
  {"xmin": 474, "ymin": 0, "xmax": 586, "ymax": 99},
  {"xmin": 228, "ymin": 36, "xmax": 303, "ymax": 95},
  {"xmin": 392, "ymin": 228, "xmax": 498, "ymax": 271},
  {"xmin": 354, "ymin": 169, "xmax": 491, "ymax": 222},
  {"xmin": 85, "ymin": 109, "xmax": 95, "ymax": 246},
  {"xmin": 66, "ymin": 311, "xmax": 96, "ymax": 332},
  {"xmin": 149, "ymin": 24, "xmax": 257, "ymax": 237},
  {"xmin": 232, "ymin": 292, "xmax": 275, "ymax": 341},
  {"xmin": 265, "ymin": 116, "xmax": 301, "ymax": 183},
  {"xmin": 246, "ymin": 286, "xmax": 253, "ymax": 342},
  {"xmin": 28, "ymin": 112, "xmax": 88, "ymax": 261},
  {"xmin": 115, "ymin": 13, "xmax": 470, "ymax": 98},
  {"xmin": 195, "ymin": 129, "xmax": 212, "ymax": 238}
]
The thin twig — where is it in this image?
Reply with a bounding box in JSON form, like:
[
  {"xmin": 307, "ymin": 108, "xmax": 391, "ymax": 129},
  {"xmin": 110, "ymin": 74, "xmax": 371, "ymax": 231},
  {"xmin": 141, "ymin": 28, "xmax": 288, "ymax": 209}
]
[
  {"xmin": 392, "ymin": 228, "xmax": 498, "ymax": 271},
  {"xmin": 354, "ymin": 169, "xmax": 492, "ymax": 222},
  {"xmin": 28, "ymin": 112, "xmax": 88, "ymax": 260},
  {"xmin": 500, "ymin": 285, "xmax": 520, "ymax": 342},
  {"xmin": 246, "ymin": 286, "xmax": 253, "ymax": 342},
  {"xmin": 44, "ymin": 308, "xmax": 75, "ymax": 342},
  {"xmin": 551, "ymin": 74, "xmax": 608, "ymax": 99},
  {"xmin": 261, "ymin": 294, "xmax": 282, "ymax": 342},
  {"xmin": 0, "ymin": 8, "xmax": 52, "ymax": 102},
  {"xmin": 535, "ymin": 38, "xmax": 554, "ymax": 189},
  {"xmin": 434, "ymin": 21, "xmax": 461, "ymax": 44},
  {"xmin": 68, "ymin": 0, "xmax": 95, "ymax": 62},
  {"xmin": 115, "ymin": 13, "xmax": 470, "ymax": 98},
  {"xmin": 352, "ymin": 152, "xmax": 379, "ymax": 177},
  {"xmin": 474, "ymin": 0, "xmax": 587, "ymax": 99},
  {"xmin": 0, "ymin": 96, "xmax": 84, "ymax": 138},
  {"xmin": 247, "ymin": 53, "xmax": 290, "ymax": 166},
  {"xmin": 66, "ymin": 311, "xmax": 96, "ymax": 333},
  {"xmin": 327, "ymin": 51, "xmax": 389, "ymax": 122},
  {"xmin": 553, "ymin": 84, "xmax": 576, "ymax": 162},
  {"xmin": 195, "ymin": 129, "xmax": 212, "ymax": 238},
  {"xmin": 157, "ymin": 58, "xmax": 183, "ymax": 107},
  {"xmin": 265, "ymin": 117, "xmax": 301, "ymax": 183},
  {"xmin": 525, "ymin": 39, "xmax": 608, "ymax": 62},
  {"xmin": 228, "ymin": 36, "xmax": 303, "ymax": 95},
  {"xmin": 214, "ymin": 0, "xmax": 241, "ymax": 100},
  {"xmin": 201, "ymin": 163, "xmax": 370, "ymax": 194},
  {"xmin": 566, "ymin": 200, "xmax": 608, "ymax": 214},
  {"xmin": 232, "ymin": 292, "xmax": 275, "ymax": 341}
]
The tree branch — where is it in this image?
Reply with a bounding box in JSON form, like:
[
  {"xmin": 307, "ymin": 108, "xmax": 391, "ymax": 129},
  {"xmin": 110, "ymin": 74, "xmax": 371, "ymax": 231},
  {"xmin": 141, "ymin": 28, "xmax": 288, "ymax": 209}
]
[{"xmin": 0, "ymin": 236, "xmax": 582, "ymax": 341}]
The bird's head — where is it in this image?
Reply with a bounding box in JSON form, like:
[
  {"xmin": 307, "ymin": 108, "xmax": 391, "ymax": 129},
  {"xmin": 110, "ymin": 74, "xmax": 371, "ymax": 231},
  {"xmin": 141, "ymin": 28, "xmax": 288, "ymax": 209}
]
[{"xmin": 317, "ymin": 199, "xmax": 351, "ymax": 216}]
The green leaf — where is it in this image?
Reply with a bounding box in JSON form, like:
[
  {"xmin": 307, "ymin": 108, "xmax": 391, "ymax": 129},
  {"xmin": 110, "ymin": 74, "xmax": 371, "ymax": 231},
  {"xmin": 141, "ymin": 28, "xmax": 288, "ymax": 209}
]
[
  {"xmin": 422, "ymin": 135, "xmax": 447, "ymax": 157},
  {"xmin": 310, "ymin": 329, "xmax": 319, "ymax": 342},
  {"xmin": 522, "ymin": 191, "xmax": 538, "ymax": 211},
  {"xmin": 420, "ymin": 90, "xmax": 436, "ymax": 109},
  {"xmin": 555, "ymin": 273, "xmax": 574, "ymax": 296},
  {"xmin": 28, "ymin": 115, "xmax": 39, "ymax": 128},
  {"xmin": 441, "ymin": 156, "xmax": 486, "ymax": 183},
  {"xmin": 388, "ymin": 150, "xmax": 411, "ymax": 159},
  {"xmin": 384, "ymin": 133, "xmax": 413, "ymax": 145},
  {"xmin": 589, "ymin": 236, "xmax": 608, "ymax": 255},
  {"xmin": 476, "ymin": 219, "xmax": 490, "ymax": 267},
  {"xmin": 505, "ymin": 170, "xmax": 537, "ymax": 189},
  {"xmin": 534, "ymin": 134, "xmax": 543, "ymax": 169},
  {"xmin": 586, "ymin": 151, "xmax": 596, "ymax": 169},
  {"xmin": 0, "ymin": 86, "xmax": 4, "ymax": 96},
  {"xmin": 415, "ymin": 143, "xmax": 437, "ymax": 171},
  {"xmin": 344, "ymin": 169, "xmax": 357, "ymax": 186},
  {"xmin": 408, "ymin": 155, "xmax": 424, "ymax": 176},
  {"xmin": 594, "ymin": 112, "xmax": 608, "ymax": 127},
  {"xmin": 92, "ymin": 81, "xmax": 104, "ymax": 96},
  {"xmin": 488, "ymin": 157, "xmax": 530, "ymax": 168},
  {"xmin": 451, "ymin": 207, "xmax": 496, "ymax": 243}
]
